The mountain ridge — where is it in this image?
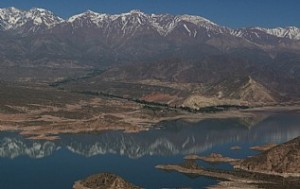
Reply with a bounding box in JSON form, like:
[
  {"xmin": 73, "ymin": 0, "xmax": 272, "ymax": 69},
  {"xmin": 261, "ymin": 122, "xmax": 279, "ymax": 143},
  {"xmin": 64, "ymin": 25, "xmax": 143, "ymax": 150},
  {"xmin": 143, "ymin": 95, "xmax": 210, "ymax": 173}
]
[
  {"xmin": 0, "ymin": 7, "xmax": 299, "ymax": 104},
  {"xmin": 0, "ymin": 7, "xmax": 299, "ymax": 40}
]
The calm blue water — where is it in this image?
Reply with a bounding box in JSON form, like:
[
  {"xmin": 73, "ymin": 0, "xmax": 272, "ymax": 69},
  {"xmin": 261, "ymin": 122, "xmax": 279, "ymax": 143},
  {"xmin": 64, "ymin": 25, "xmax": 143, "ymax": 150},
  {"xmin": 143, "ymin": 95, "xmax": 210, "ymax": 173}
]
[{"xmin": 0, "ymin": 112, "xmax": 300, "ymax": 189}]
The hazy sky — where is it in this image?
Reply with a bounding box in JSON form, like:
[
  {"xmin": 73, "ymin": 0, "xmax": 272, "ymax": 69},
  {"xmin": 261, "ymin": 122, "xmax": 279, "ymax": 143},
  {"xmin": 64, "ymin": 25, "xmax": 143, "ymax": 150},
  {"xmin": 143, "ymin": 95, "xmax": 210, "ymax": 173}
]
[{"xmin": 0, "ymin": 0, "xmax": 299, "ymax": 28}]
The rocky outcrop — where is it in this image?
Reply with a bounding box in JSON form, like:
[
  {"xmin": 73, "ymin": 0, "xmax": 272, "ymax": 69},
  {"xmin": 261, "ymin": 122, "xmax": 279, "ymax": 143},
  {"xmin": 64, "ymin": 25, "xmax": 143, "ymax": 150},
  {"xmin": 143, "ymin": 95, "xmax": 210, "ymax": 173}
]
[
  {"xmin": 235, "ymin": 77, "xmax": 277, "ymax": 105},
  {"xmin": 73, "ymin": 173, "xmax": 140, "ymax": 189},
  {"xmin": 237, "ymin": 136, "xmax": 300, "ymax": 177}
]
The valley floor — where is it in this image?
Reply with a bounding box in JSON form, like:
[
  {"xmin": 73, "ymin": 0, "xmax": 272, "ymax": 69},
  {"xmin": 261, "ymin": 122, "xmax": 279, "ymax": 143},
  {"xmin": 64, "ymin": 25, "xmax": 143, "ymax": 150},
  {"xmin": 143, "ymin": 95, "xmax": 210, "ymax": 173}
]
[{"xmin": 0, "ymin": 82, "xmax": 299, "ymax": 140}]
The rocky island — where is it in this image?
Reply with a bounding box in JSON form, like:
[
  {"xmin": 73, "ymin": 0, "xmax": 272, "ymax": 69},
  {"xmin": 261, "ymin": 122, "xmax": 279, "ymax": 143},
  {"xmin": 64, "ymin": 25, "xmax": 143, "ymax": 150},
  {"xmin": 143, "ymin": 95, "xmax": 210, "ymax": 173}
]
[
  {"xmin": 73, "ymin": 173, "xmax": 140, "ymax": 189},
  {"xmin": 184, "ymin": 153, "xmax": 239, "ymax": 163}
]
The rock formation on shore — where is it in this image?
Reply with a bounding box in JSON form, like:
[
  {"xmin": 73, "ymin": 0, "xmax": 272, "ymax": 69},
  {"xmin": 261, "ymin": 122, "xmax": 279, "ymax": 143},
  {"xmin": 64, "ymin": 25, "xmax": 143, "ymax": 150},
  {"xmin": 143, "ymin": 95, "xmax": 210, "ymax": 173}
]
[
  {"xmin": 238, "ymin": 136, "xmax": 300, "ymax": 176},
  {"xmin": 73, "ymin": 173, "xmax": 140, "ymax": 189}
]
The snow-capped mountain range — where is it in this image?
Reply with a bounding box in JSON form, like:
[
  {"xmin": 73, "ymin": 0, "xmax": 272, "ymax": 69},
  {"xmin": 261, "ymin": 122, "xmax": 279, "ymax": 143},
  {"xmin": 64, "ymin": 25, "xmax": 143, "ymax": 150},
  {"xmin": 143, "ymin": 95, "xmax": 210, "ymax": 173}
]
[
  {"xmin": 0, "ymin": 7, "xmax": 63, "ymax": 32},
  {"xmin": 0, "ymin": 7, "xmax": 299, "ymax": 40},
  {"xmin": 0, "ymin": 7, "xmax": 299, "ymax": 114},
  {"xmin": 66, "ymin": 9, "xmax": 224, "ymax": 36}
]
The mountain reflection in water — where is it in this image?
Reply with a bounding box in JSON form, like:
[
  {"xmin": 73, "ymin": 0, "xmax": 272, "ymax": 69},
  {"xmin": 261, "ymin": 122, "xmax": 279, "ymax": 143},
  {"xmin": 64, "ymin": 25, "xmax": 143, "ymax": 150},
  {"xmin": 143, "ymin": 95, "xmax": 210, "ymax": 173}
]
[{"xmin": 0, "ymin": 113, "xmax": 299, "ymax": 159}]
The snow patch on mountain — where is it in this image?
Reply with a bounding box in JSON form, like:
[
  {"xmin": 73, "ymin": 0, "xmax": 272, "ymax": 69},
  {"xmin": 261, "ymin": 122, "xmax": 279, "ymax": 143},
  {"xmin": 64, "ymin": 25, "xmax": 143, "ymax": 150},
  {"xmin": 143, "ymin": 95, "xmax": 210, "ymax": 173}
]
[
  {"xmin": 148, "ymin": 14, "xmax": 177, "ymax": 36},
  {"xmin": 183, "ymin": 24, "xmax": 192, "ymax": 36}
]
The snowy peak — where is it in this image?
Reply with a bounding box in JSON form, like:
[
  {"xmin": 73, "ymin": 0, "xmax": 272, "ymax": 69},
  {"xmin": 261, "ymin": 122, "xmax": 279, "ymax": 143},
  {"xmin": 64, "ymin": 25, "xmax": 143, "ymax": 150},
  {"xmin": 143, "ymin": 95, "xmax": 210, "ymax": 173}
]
[
  {"xmin": 0, "ymin": 7, "xmax": 63, "ymax": 31},
  {"xmin": 27, "ymin": 7, "xmax": 64, "ymax": 27},
  {"xmin": 257, "ymin": 26, "xmax": 300, "ymax": 40},
  {"xmin": 118, "ymin": 10, "xmax": 147, "ymax": 19},
  {"xmin": 0, "ymin": 7, "xmax": 23, "ymax": 29},
  {"xmin": 231, "ymin": 26, "xmax": 300, "ymax": 40},
  {"xmin": 178, "ymin": 14, "xmax": 217, "ymax": 27},
  {"xmin": 129, "ymin": 9, "xmax": 143, "ymax": 14},
  {"xmin": 67, "ymin": 9, "xmax": 147, "ymax": 23},
  {"xmin": 0, "ymin": 7, "xmax": 21, "ymax": 14},
  {"xmin": 67, "ymin": 10, "xmax": 107, "ymax": 22}
]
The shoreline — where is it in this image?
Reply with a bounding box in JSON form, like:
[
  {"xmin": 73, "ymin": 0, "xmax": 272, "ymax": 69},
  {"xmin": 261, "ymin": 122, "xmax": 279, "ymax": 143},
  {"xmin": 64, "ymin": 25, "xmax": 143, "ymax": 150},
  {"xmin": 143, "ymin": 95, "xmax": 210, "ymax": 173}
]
[
  {"xmin": 0, "ymin": 104, "xmax": 299, "ymax": 140},
  {"xmin": 156, "ymin": 136, "xmax": 300, "ymax": 189}
]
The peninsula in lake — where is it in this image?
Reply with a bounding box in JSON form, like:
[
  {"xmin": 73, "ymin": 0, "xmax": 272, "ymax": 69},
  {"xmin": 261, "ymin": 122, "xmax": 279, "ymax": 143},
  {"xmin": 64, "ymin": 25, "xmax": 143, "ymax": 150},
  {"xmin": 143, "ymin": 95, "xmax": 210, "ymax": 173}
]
[{"xmin": 156, "ymin": 136, "xmax": 300, "ymax": 189}]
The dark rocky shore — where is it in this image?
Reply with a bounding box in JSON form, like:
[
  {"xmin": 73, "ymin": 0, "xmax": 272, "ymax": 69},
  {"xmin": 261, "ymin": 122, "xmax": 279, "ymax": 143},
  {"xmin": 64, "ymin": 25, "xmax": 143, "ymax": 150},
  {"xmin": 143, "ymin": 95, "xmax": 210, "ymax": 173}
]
[{"xmin": 157, "ymin": 136, "xmax": 300, "ymax": 189}]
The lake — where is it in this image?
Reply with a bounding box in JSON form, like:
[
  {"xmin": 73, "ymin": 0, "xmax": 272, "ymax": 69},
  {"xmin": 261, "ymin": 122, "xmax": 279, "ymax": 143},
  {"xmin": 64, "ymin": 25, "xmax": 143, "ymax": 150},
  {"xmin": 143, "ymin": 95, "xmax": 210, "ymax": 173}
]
[{"xmin": 0, "ymin": 112, "xmax": 299, "ymax": 189}]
